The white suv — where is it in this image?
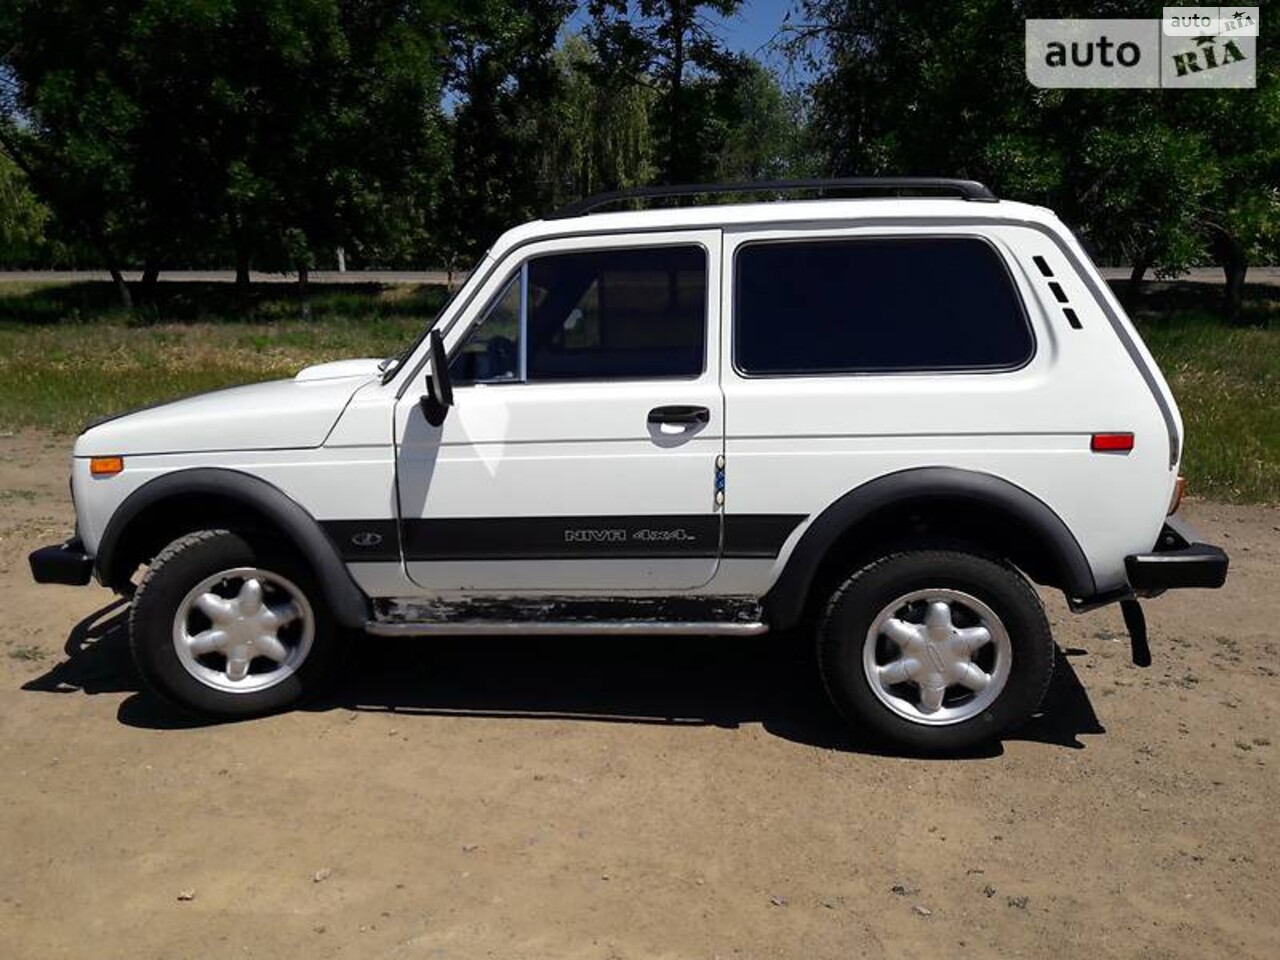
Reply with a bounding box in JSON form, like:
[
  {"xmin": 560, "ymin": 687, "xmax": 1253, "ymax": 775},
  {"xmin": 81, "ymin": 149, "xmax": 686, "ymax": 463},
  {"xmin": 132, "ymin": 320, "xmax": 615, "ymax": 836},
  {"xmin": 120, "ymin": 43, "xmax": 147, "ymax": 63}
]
[{"xmin": 30, "ymin": 179, "xmax": 1228, "ymax": 751}]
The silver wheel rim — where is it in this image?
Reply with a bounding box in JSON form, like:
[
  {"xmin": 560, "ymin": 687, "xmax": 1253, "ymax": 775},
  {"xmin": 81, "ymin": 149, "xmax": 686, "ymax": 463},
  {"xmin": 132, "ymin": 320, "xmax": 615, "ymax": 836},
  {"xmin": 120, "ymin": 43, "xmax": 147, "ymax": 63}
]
[
  {"xmin": 862, "ymin": 588, "xmax": 1012, "ymax": 726},
  {"xmin": 172, "ymin": 567, "xmax": 315, "ymax": 694}
]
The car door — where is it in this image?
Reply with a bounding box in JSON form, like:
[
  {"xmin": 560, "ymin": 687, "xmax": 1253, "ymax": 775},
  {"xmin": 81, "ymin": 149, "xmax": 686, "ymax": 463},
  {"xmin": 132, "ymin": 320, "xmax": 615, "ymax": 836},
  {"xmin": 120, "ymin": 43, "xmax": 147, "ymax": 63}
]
[{"xmin": 394, "ymin": 230, "xmax": 724, "ymax": 594}]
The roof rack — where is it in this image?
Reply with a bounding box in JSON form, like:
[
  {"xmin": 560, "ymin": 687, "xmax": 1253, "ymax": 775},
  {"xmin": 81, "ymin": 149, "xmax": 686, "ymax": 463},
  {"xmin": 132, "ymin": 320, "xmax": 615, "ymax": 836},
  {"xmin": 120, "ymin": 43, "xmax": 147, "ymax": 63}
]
[{"xmin": 547, "ymin": 177, "xmax": 998, "ymax": 219}]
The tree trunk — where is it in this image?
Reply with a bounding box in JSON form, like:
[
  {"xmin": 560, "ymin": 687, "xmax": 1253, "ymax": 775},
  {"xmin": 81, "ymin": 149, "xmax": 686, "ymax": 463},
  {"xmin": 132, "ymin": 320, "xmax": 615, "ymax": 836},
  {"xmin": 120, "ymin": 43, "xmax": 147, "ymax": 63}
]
[
  {"xmin": 109, "ymin": 267, "xmax": 133, "ymax": 310},
  {"xmin": 668, "ymin": 2, "xmax": 686, "ymax": 182},
  {"xmin": 298, "ymin": 263, "xmax": 311, "ymax": 322},
  {"xmin": 138, "ymin": 258, "xmax": 160, "ymax": 304},
  {"xmin": 234, "ymin": 247, "xmax": 251, "ymax": 299},
  {"xmin": 1222, "ymin": 245, "xmax": 1247, "ymax": 325},
  {"xmin": 1205, "ymin": 223, "xmax": 1248, "ymax": 324},
  {"xmin": 89, "ymin": 224, "xmax": 132, "ymax": 309},
  {"xmin": 1126, "ymin": 258, "xmax": 1150, "ymax": 309}
]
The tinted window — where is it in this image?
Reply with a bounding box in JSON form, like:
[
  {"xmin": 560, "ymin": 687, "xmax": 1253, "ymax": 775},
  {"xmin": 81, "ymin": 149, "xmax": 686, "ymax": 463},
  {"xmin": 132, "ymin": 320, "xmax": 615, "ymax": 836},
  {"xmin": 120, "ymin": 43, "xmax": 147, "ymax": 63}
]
[
  {"xmin": 734, "ymin": 237, "xmax": 1032, "ymax": 375},
  {"xmin": 527, "ymin": 246, "xmax": 706, "ymax": 380}
]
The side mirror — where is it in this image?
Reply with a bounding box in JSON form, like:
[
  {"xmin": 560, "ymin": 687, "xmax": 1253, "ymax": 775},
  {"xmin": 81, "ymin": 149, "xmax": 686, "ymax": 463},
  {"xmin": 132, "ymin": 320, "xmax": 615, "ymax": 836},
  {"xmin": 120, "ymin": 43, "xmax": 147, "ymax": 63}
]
[{"xmin": 420, "ymin": 328, "xmax": 454, "ymax": 427}]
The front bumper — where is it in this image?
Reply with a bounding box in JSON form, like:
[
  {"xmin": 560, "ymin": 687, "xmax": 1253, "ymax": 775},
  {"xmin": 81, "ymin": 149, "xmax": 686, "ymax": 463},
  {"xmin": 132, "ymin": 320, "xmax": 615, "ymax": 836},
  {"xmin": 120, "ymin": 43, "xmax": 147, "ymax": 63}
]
[
  {"xmin": 29, "ymin": 537, "xmax": 94, "ymax": 586},
  {"xmin": 1125, "ymin": 517, "xmax": 1228, "ymax": 592}
]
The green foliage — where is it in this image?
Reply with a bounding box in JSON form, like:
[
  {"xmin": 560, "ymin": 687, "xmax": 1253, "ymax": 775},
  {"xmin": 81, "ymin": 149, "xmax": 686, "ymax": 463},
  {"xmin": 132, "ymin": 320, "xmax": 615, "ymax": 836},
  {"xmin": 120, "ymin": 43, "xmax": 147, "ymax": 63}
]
[
  {"xmin": 2, "ymin": 0, "xmax": 809, "ymax": 271},
  {"xmin": 0, "ymin": 0, "xmax": 1275, "ymax": 325},
  {"xmin": 587, "ymin": 0, "xmax": 745, "ymax": 184},
  {"xmin": 713, "ymin": 57, "xmax": 815, "ymax": 181},
  {"xmin": 1072, "ymin": 118, "xmax": 1218, "ymax": 277},
  {"xmin": 435, "ymin": 0, "xmax": 575, "ymax": 263},
  {"xmin": 529, "ymin": 33, "xmax": 812, "ymax": 216},
  {"xmin": 0, "ymin": 1, "xmax": 454, "ymax": 278},
  {"xmin": 0, "ymin": 149, "xmax": 49, "ymax": 264},
  {"xmin": 534, "ymin": 35, "xmax": 658, "ymax": 207}
]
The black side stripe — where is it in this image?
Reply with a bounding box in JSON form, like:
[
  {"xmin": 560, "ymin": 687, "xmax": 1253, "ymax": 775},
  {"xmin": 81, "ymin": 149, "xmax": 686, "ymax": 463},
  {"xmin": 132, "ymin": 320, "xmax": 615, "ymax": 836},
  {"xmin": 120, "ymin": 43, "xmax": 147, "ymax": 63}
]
[
  {"xmin": 723, "ymin": 514, "xmax": 807, "ymax": 558},
  {"xmin": 321, "ymin": 519, "xmax": 400, "ymax": 562},
  {"xmin": 403, "ymin": 515, "xmax": 721, "ymax": 560},
  {"xmin": 322, "ymin": 515, "xmax": 805, "ymax": 563}
]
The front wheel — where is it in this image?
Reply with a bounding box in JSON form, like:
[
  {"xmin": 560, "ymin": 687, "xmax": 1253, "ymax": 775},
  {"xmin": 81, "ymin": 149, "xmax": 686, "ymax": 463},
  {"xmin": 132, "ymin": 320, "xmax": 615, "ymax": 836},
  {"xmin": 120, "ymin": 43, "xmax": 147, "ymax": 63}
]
[
  {"xmin": 817, "ymin": 550, "xmax": 1054, "ymax": 752},
  {"xmin": 129, "ymin": 529, "xmax": 343, "ymax": 718}
]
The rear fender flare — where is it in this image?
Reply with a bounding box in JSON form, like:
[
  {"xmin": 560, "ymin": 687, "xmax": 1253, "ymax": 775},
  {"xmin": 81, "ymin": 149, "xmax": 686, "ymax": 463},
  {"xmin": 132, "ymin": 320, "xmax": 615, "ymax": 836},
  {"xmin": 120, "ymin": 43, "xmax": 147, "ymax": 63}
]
[{"xmin": 763, "ymin": 467, "xmax": 1096, "ymax": 630}]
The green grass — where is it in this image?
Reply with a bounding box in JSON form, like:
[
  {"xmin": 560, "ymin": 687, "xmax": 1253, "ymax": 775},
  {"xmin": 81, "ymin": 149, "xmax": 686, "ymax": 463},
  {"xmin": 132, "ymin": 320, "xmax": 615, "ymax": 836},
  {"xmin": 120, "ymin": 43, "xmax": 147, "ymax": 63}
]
[
  {"xmin": 0, "ymin": 278, "xmax": 1276, "ymax": 502},
  {"xmin": 1132, "ymin": 296, "xmax": 1280, "ymax": 503},
  {"xmin": 0, "ymin": 281, "xmax": 446, "ymax": 435}
]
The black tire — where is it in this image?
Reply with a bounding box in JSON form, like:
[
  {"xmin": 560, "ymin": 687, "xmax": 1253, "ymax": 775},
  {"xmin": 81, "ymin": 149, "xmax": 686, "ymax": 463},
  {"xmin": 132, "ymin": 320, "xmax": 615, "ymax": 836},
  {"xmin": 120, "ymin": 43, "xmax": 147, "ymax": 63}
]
[
  {"xmin": 817, "ymin": 550, "xmax": 1054, "ymax": 753},
  {"xmin": 129, "ymin": 529, "xmax": 344, "ymax": 718}
]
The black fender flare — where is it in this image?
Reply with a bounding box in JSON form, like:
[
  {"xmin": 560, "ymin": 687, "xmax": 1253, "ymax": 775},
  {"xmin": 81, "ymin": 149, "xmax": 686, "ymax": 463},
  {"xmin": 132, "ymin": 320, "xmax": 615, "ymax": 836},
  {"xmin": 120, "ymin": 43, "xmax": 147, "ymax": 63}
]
[
  {"xmin": 762, "ymin": 467, "xmax": 1097, "ymax": 630},
  {"xmin": 96, "ymin": 468, "xmax": 371, "ymax": 630}
]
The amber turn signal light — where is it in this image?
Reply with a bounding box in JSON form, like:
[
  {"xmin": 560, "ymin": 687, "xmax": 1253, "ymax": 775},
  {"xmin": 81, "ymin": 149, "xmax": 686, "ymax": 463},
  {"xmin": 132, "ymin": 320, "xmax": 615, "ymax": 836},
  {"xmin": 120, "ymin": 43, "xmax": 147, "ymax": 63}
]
[
  {"xmin": 89, "ymin": 456, "xmax": 124, "ymax": 477},
  {"xmin": 1168, "ymin": 475, "xmax": 1186, "ymax": 515}
]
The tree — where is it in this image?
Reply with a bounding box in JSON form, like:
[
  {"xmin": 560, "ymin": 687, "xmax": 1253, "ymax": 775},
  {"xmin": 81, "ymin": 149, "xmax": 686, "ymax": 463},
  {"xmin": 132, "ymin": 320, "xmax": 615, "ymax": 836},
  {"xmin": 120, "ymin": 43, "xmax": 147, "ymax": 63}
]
[
  {"xmin": 532, "ymin": 35, "xmax": 657, "ymax": 208},
  {"xmin": 435, "ymin": 0, "xmax": 574, "ymax": 266},
  {"xmin": 0, "ymin": 1, "xmax": 151, "ymax": 304},
  {"xmin": 712, "ymin": 56, "xmax": 813, "ymax": 181},
  {"xmin": 587, "ymin": 0, "xmax": 744, "ymax": 184},
  {"xmin": 1167, "ymin": 51, "xmax": 1280, "ymax": 321},
  {"xmin": 0, "ymin": 0, "xmax": 454, "ymax": 302},
  {"xmin": 0, "ymin": 147, "xmax": 49, "ymax": 266}
]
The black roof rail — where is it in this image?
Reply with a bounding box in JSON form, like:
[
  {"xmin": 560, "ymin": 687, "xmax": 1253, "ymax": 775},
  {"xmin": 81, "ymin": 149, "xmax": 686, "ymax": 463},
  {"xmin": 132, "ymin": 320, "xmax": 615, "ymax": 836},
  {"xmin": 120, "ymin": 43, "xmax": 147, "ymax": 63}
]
[{"xmin": 547, "ymin": 177, "xmax": 998, "ymax": 219}]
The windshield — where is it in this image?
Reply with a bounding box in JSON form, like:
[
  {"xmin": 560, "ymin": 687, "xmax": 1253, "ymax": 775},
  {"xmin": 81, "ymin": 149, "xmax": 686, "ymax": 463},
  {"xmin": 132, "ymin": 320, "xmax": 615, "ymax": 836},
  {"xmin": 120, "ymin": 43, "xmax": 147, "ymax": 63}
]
[{"xmin": 380, "ymin": 252, "xmax": 488, "ymax": 383}]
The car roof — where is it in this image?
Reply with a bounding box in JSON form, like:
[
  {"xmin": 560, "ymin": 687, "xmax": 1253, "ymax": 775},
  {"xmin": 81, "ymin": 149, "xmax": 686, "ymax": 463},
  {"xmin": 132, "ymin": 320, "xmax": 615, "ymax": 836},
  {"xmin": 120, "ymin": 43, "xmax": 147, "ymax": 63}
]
[{"xmin": 493, "ymin": 198, "xmax": 1063, "ymax": 259}]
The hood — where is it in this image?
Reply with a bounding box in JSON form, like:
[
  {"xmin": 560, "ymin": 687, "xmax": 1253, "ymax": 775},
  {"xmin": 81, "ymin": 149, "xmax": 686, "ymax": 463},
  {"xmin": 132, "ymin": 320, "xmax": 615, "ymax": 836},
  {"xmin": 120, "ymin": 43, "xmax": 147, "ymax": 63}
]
[
  {"xmin": 292, "ymin": 357, "xmax": 386, "ymax": 382},
  {"xmin": 75, "ymin": 359, "xmax": 383, "ymax": 457}
]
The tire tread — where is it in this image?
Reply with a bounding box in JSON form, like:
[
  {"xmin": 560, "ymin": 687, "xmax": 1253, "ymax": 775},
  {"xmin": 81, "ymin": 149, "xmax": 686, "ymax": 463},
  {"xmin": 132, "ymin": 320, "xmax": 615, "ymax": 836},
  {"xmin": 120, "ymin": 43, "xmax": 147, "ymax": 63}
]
[{"xmin": 128, "ymin": 528, "xmax": 339, "ymax": 718}]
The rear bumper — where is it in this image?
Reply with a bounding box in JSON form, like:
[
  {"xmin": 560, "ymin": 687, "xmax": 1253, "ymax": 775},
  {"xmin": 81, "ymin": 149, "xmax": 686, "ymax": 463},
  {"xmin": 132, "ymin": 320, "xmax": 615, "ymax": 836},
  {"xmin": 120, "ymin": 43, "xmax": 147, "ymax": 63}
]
[
  {"xmin": 29, "ymin": 537, "xmax": 95, "ymax": 586},
  {"xmin": 1125, "ymin": 517, "xmax": 1228, "ymax": 592}
]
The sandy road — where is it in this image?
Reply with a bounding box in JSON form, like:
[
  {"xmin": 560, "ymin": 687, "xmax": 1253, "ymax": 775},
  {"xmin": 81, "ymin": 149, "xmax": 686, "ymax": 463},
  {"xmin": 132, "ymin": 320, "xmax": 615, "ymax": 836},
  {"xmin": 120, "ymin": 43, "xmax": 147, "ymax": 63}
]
[{"xmin": 0, "ymin": 431, "xmax": 1277, "ymax": 960}]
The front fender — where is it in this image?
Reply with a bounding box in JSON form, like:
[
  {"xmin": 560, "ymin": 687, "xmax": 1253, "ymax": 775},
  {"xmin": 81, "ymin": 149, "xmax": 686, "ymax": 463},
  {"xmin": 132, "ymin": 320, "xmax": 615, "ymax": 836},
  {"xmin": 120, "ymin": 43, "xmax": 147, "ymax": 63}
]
[{"xmin": 96, "ymin": 468, "xmax": 371, "ymax": 630}]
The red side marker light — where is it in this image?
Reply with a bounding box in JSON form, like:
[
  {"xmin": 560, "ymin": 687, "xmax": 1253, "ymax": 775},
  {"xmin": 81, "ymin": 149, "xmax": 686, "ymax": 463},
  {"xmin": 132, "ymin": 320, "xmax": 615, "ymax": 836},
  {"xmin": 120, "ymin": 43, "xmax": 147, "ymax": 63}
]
[{"xmin": 1091, "ymin": 432, "xmax": 1134, "ymax": 453}]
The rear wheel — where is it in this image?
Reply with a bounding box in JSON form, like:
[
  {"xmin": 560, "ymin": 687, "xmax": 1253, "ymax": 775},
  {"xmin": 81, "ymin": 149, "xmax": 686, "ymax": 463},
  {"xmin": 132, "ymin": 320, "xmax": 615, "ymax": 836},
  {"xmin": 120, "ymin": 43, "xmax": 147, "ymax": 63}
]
[
  {"xmin": 817, "ymin": 550, "xmax": 1054, "ymax": 752},
  {"xmin": 129, "ymin": 529, "xmax": 342, "ymax": 718}
]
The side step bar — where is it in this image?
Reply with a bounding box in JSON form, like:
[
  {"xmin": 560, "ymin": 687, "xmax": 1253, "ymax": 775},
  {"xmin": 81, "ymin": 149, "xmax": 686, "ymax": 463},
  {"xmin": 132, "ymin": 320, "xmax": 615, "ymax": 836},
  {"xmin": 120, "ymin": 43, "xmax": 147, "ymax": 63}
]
[{"xmin": 365, "ymin": 620, "xmax": 769, "ymax": 638}]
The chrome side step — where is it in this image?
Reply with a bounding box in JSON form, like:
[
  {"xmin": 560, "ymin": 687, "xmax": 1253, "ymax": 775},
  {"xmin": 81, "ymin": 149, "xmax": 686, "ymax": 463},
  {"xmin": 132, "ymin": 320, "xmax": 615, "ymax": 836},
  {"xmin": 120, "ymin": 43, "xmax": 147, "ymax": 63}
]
[{"xmin": 365, "ymin": 620, "xmax": 769, "ymax": 638}]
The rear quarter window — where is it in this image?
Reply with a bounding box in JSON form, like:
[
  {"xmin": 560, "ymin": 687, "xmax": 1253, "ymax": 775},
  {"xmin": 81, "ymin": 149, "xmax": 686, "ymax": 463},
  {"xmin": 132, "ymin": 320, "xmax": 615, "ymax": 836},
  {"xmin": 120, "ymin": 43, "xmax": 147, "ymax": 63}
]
[{"xmin": 734, "ymin": 236, "xmax": 1034, "ymax": 375}]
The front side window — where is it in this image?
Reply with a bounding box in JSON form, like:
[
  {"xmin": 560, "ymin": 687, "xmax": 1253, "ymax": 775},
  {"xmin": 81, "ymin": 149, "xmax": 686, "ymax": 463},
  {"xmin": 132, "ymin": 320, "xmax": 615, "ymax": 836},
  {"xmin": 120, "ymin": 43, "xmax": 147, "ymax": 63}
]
[
  {"xmin": 526, "ymin": 246, "xmax": 706, "ymax": 381},
  {"xmin": 451, "ymin": 273, "xmax": 522, "ymax": 384},
  {"xmin": 453, "ymin": 244, "xmax": 708, "ymax": 385},
  {"xmin": 734, "ymin": 237, "xmax": 1034, "ymax": 375}
]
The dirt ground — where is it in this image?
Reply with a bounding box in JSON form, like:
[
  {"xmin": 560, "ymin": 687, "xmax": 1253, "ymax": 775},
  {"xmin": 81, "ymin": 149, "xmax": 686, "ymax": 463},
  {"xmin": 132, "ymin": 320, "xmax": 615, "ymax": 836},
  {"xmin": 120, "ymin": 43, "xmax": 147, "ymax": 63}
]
[{"xmin": 1, "ymin": 431, "xmax": 1277, "ymax": 960}]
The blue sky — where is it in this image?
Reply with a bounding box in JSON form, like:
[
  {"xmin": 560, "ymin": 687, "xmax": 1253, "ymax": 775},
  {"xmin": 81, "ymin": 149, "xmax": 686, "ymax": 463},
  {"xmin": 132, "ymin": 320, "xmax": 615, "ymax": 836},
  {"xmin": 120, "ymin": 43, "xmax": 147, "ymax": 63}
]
[
  {"xmin": 562, "ymin": 0, "xmax": 808, "ymax": 79},
  {"xmin": 717, "ymin": 0, "xmax": 799, "ymax": 64}
]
